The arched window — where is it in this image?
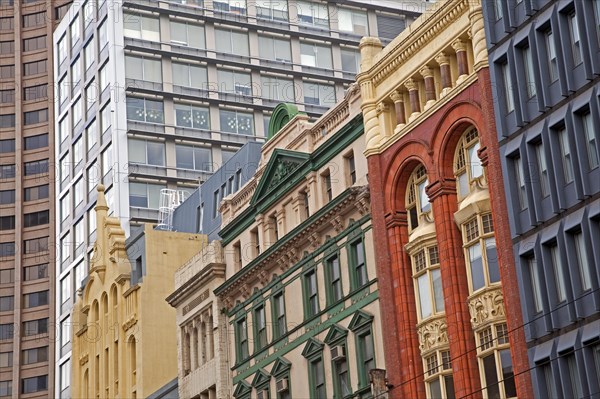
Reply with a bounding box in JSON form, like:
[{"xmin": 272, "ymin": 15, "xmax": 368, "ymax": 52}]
[
  {"xmin": 412, "ymin": 245, "xmax": 444, "ymax": 320},
  {"xmin": 92, "ymin": 300, "xmax": 99, "ymax": 324},
  {"xmin": 454, "ymin": 128, "xmax": 484, "ymax": 199},
  {"xmin": 406, "ymin": 164, "xmax": 432, "ymax": 232}
]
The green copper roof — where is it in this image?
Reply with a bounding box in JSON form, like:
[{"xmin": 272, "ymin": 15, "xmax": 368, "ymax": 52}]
[{"xmin": 267, "ymin": 103, "xmax": 304, "ymax": 140}]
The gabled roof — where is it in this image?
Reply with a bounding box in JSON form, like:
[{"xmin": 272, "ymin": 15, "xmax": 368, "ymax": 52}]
[{"xmin": 250, "ymin": 148, "xmax": 310, "ymax": 209}]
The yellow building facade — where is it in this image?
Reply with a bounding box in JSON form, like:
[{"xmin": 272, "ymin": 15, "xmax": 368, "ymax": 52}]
[{"xmin": 70, "ymin": 185, "xmax": 207, "ymax": 399}]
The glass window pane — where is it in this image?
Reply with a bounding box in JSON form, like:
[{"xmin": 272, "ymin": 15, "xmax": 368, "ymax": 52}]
[
  {"xmin": 432, "ymin": 268, "xmax": 444, "ymax": 313},
  {"xmin": 469, "ymin": 243, "xmax": 485, "ymax": 291},
  {"xmin": 486, "ymin": 238, "xmax": 500, "ymax": 283},
  {"xmin": 418, "ymin": 274, "xmax": 432, "ymax": 318}
]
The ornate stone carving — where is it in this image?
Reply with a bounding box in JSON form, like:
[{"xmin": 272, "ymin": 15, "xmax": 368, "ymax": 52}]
[
  {"xmin": 239, "ymin": 284, "xmax": 251, "ymax": 299},
  {"xmin": 419, "ymin": 66, "xmax": 433, "ymax": 79},
  {"xmin": 404, "ymin": 78, "xmax": 418, "ymax": 92},
  {"xmin": 331, "ymin": 216, "xmax": 344, "ymax": 233},
  {"xmin": 417, "ymin": 316, "xmax": 449, "ymax": 353},
  {"xmin": 435, "ymin": 53, "xmax": 450, "ymax": 66},
  {"xmin": 308, "ymin": 232, "xmax": 320, "ymax": 249},
  {"xmin": 389, "ymin": 90, "xmax": 403, "ymax": 103},
  {"xmin": 451, "ymin": 39, "xmax": 467, "ymax": 53},
  {"xmin": 258, "ymin": 270, "xmax": 269, "ymax": 286},
  {"xmin": 376, "ymin": 102, "xmax": 389, "ymax": 115},
  {"xmin": 268, "ymin": 161, "xmax": 301, "ymax": 190},
  {"xmin": 468, "ymin": 286, "xmax": 506, "ymax": 330}
]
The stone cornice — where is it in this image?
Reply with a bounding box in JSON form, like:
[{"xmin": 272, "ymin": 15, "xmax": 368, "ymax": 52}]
[
  {"xmin": 368, "ymin": 0, "xmax": 470, "ymax": 87},
  {"xmin": 215, "ymin": 186, "xmax": 370, "ymax": 303}
]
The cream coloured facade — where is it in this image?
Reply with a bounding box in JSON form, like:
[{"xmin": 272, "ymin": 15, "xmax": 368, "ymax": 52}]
[
  {"xmin": 210, "ymin": 89, "xmax": 385, "ymax": 399},
  {"xmin": 70, "ymin": 185, "xmax": 207, "ymax": 399},
  {"xmin": 166, "ymin": 241, "xmax": 230, "ymax": 399}
]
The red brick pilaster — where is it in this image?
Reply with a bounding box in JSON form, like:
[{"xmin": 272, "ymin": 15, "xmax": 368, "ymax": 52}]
[
  {"xmin": 427, "ymin": 179, "xmax": 483, "ymax": 399},
  {"xmin": 366, "ymin": 155, "xmax": 424, "ymax": 399},
  {"xmin": 386, "ymin": 213, "xmax": 425, "ymax": 399},
  {"xmin": 476, "ymin": 68, "xmax": 534, "ymax": 399}
]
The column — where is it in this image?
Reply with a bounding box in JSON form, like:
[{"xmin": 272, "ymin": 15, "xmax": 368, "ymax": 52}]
[
  {"xmin": 376, "ymin": 102, "xmax": 390, "ymax": 138},
  {"xmin": 191, "ymin": 324, "xmax": 198, "ymax": 370},
  {"xmin": 386, "ymin": 214, "xmax": 426, "ymax": 399},
  {"xmin": 419, "ymin": 66, "xmax": 436, "ymax": 109},
  {"xmin": 427, "ymin": 179, "xmax": 482, "ymax": 399},
  {"xmin": 435, "ymin": 53, "xmax": 452, "ymax": 96},
  {"xmin": 404, "ymin": 79, "xmax": 421, "ymax": 122},
  {"xmin": 208, "ymin": 314, "xmax": 215, "ymax": 360},
  {"xmin": 255, "ymin": 214, "xmax": 265, "ymax": 254},
  {"xmin": 389, "ymin": 90, "xmax": 406, "ymax": 129},
  {"xmin": 452, "ymin": 39, "xmax": 469, "ymax": 83},
  {"xmin": 200, "ymin": 316, "xmax": 207, "ymax": 365}
]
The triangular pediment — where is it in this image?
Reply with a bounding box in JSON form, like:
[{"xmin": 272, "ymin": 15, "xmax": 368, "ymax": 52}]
[
  {"xmin": 301, "ymin": 337, "xmax": 324, "ymax": 358},
  {"xmin": 324, "ymin": 324, "xmax": 348, "ymax": 345},
  {"xmin": 233, "ymin": 381, "xmax": 252, "ymax": 398},
  {"xmin": 251, "ymin": 368, "xmax": 271, "ymax": 387},
  {"xmin": 270, "ymin": 357, "xmax": 291, "ymax": 377},
  {"xmin": 348, "ymin": 310, "xmax": 374, "ymax": 332},
  {"xmin": 251, "ymin": 149, "xmax": 309, "ymax": 207}
]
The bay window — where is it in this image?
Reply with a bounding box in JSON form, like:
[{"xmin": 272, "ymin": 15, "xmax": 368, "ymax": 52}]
[
  {"xmin": 463, "ymin": 214, "xmax": 499, "ymax": 293},
  {"xmin": 424, "ymin": 350, "xmax": 455, "ymax": 399},
  {"xmin": 412, "ymin": 245, "xmax": 444, "ymax": 320}
]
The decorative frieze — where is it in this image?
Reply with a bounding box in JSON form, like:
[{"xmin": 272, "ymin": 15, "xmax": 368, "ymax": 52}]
[
  {"xmin": 417, "ymin": 315, "xmax": 449, "ymax": 353},
  {"xmin": 468, "ymin": 286, "xmax": 506, "ymax": 330}
]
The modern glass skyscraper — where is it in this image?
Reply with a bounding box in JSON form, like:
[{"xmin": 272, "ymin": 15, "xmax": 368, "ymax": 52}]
[{"xmin": 0, "ymin": 1, "xmax": 71, "ymax": 398}]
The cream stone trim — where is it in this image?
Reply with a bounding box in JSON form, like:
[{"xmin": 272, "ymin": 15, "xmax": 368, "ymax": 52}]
[
  {"xmin": 417, "ymin": 314, "xmax": 449, "ymax": 354},
  {"xmin": 468, "ymin": 286, "xmax": 506, "ymax": 331}
]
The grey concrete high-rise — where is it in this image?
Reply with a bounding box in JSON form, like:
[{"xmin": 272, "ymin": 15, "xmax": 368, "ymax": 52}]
[
  {"xmin": 0, "ymin": 1, "xmax": 71, "ymax": 398},
  {"xmin": 51, "ymin": 0, "xmax": 427, "ymax": 397},
  {"xmin": 482, "ymin": 0, "xmax": 600, "ymax": 397}
]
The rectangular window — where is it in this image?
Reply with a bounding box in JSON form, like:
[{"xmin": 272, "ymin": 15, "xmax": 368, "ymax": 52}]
[
  {"xmin": 128, "ymin": 139, "xmax": 166, "ymax": 166},
  {"xmin": 305, "ymin": 269, "xmax": 319, "ymax": 317},
  {"xmin": 256, "ymin": 0, "xmax": 288, "ymax": 21},
  {"xmin": 0, "ymin": 89, "xmax": 14, "ymax": 104},
  {"xmin": 236, "ymin": 317, "xmax": 248, "ymax": 361},
  {"xmin": 172, "ymin": 63, "xmax": 208, "ymax": 89},
  {"xmin": 71, "ymin": 57, "xmax": 81, "ymax": 89},
  {"xmin": 300, "ymin": 42, "xmax": 332, "ymax": 69},
  {"xmin": 260, "ymin": 76, "xmax": 294, "ymax": 102},
  {"xmin": 22, "ymin": 36, "xmax": 46, "ymax": 52},
  {"xmin": 125, "ymin": 55, "xmax": 162, "ymax": 83},
  {"xmin": 70, "ymin": 15, "xmax": 81, "ymax": 47},
  {"xmin": 217, "ymin": 69, "xmax": 252, "ymax": 96},
  {"xmin": 24, "ymin": 133, "xmax": 48, "ymax": 151},
  {"xmin": 0, "ymin": 17, "xmax": 13, "ymax": 31},
  {"xmin": 493, "ymin": 0, "xmax": 503, "ymax": 20},
  {"xmin": 254, "ymin": 306, "xmax": 267, "ymax": 351},
  {"xmin": 0, "ymin": 216, "xmax": 14, "ymax": 231},
  {"xmin": 566, "ymin": 353, "xmax": 582, "ymax": 399},
  {"xmin": 323, "ymin": 170, "xmax": 332, "ymax": 202},
  {"xmin": 24, "ymin": 264, "xmax": 48, "ymax": 281},
  {"xmin": 514, "ymin": 156, "xmax": 527, "ymax": 210},
  {"xmin": 128, "ymin": 182, "xmax": 165, "ymax": 209},
  {"xmin": 214, "ymin": 28, "xmax": 249, "ymax": 56},
  {"xmin": 23, "ymin": 318, "xmax": 48, "ymax": 336},
  {"xmin": 0, "ymin": 323, "xmax": 14, "ymax": 340},
  {"xmin": 123, "ymin": 12, "xmax": 160, "ymax": 41},
  {"xmin": 546, "ymin": 30, "xmax": 558, "ymax": 82},
  {"xmin": 0, "ymin": 190, "xmax": 15, "ymax": 205},
  {"xmin": 568, "ymin": 13, "xmax": 582, "ymax": 66},
  {"xmin": 534, "ymin": 143, "xmax": 549, "ymax": 197},
  {"xmin": 0, "ymin": 351, "xmax": 12, "ymax": 368},
  {"xmin": 549, "ymin": 244, "xmax": 566, "ymax": 302},
  {"xmin": 24, "ymin": 84, "xmax": 48, "ymax": 101},
  {"xmin": 0, "ymin": 164, "xmax": 16, "ymax": 179},
  {"xmin": 573, "ymin": 232, "xmax": 591, "ymax": 290},
  {"xmin": 310, "ymin": 357, "xmax": 327, "ymax": 398},
  {"xmin": 22, "ymin": 347, "xmax": 48, "ymax": 365},
  {"xmin": 258, "ymin": 35, "xmax": 292, "ymax": 62},
  {"xmin": 338, "ymin": 8, "xmax": 368, "ymax": 35},
  {"xmin": 24, "ymin": 237, "xmax": 49, "ymax": 254},
  {"xmin": 0, "ymin": 296, "xmax": 13, "ymax": 312},
  {"xmin": 126, "ymin": 97, "xmax": 164, "ymax": 124},
  {"xmin": 0, "ymin": 243, "xmax": 15, "ymax": 258},
  {"xmin": 21, "ymin": 375, "xmax": 48, "ymax": 394},
  {"xmin": 297, "ymin": 0, "xmax": 329, "ymax": 28},
  {"xmin": 176, "ymin": 144, "xmax": 212, "ymax": 171},
  {"xmin": 272, "ymin": 292, "xmax": 286, "ymax": 339},
  {"xmin": 0, "ymin": 381, "xmax": 10, "ymax": 397},
  {"xmin": 0, "ymin": 41, "xmax": 14, "ymax": 55},
  {"xmin": 327, "ymin": 255, "xmax": 343, "ymax": 303},
  {"xmin": 522, "ymin": 45, "xmax": 537, "ymax": 98},
  {"xmin": 61, "ymin": 274, "xmax": 71, "ymax": 304},
  {"xmin": 24, "ymin": 109, "xmax": 48, "ymax": 125},
  {"xmin": 0, "ymin": 139, "xmax": 14, "ymax": 153},
  {"xmin": 251, "ymin": 228, "xmax": 260, "ymax": 256},
  {"xmin": 24, "ymin": 210, "xmax": 49, "ymax": 227},
  {"xmin": 581, "ymin": 112, "xmax": 599, "ymax": 170},
  {"xmin": 528, "ymin": 258, "xmax": 543, "ymax": 313},
  {"xmin": 345, "ymin": 152, "xmax": 356, "ymax": 185},
  {"xmin": 219, "ymin": 109, "xmax": 254, "ymax": 135},
  {"xmin": 542, "ymin": 362, "xmax": 557, "ymax": 398},
  {"xmin": 0, "ymin": 65, "xmax": 15, "ymax": 79},
  {"xmin": 350, "ymin": 239, "xmax": 368, "ymax": 288},
  {"xmin": 22, "ymin": 11, "xmax": 46, "ymax": 27},
  {"xmin": 358, "ymin": 329, "xmax": 376, "ymax": 385},
  {"xmin": 341, "ymin": 47, "xmax": 360, "ymax": 74},
  {"xmin": 0, "ymin": 114, "xmax": 15, "ymax": 128},
  {"xmin": 214, "ymin": 0, "xmax": 247, "ymax": 14},
  {"xmin": 24, "ymin": 59, "xmax": 47, "ymax": 76},
  {"xmin": 501, "ymin": 62, "xmax": 514, "ymax": 113},
  {"xmin": 557, "ymin": 127, "xmax": 574, "ymax": 184},
  {"xmin": 170, "ymin": 21, "xmax": 205, "ymax": 48},
  {"xmin": 303, "ymin": 82, "xmax": 336, "ymax": 106}
]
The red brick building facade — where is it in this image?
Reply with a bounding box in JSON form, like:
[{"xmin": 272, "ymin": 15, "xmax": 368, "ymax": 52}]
[{"xmin": 358, "ymin": 1, "xmax": 533, "ymax": 398}]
